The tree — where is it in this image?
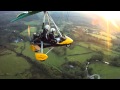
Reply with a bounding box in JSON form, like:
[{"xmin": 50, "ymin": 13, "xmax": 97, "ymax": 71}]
[
  {"xmin": 52, "ymin": 47, "xmax": 67, "ymax": 56},
  {"xmin": 87, "ymin": 67, "xmax": 93, "ymax": 75},
  {"xmin": 88, "ymin": 51, "xmax": 104, "ymax": 63},
  {"xmin": 61, "ymin": 61, "xmax": 88, "ymax": 79},
  {"xmin": 110, "ymin": 56, "xmax": 120, "ymax": 67}
]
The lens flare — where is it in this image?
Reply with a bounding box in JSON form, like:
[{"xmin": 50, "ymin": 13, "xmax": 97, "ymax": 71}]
[
  {"xmin": 106, "ymin": 20, "xmax": 111, "ymax": 50},
  {"xmin": 96, "ymin": 12, "xmax": 120, "ymax": 50},
  {"xmin": 89, "ymin": 12, "xmax": 120, "ymax": 50},
  {"xmin": 76, "ymin": 11, "xmax": 120, "ymax": 50}
]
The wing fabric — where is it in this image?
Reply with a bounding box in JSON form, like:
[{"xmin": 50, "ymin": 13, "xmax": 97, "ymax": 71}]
[{"xmin": 11, "ymin": 11, "xmax": 41, "ymax": 22}]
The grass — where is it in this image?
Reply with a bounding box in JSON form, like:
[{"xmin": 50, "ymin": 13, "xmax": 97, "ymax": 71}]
[
  {"xmin": 0, "ymin": 76, "xmax": 22, "ymax": 79},
  {"xmin": 24, "ymin": 20, "xmax": 41, "ymax": 26},
  {"xmin": 89, "ymin": 62, "xmax": 120, "ymax": 79},
  {"xmin": 79, "ymin": 42, "xmax": 89, "ymax": 48},
  {"xmin": 0, "ymin": 50, "xmax": 31, "ymax": 79},
  {"xmin": 79, "ymin": 42, "xmax": 119, "ymax": 56},
  {"xmin": 4, "ymin": 44, "xmax": 120, "ymax": 79},
  {"xmin": 12, "ymin": 42, "xmax": 36, "ymax": 60},
  {"xmin": 12, "ymin": 42, "xmax": 66, "ymax": 68},
  {"xmin": 11, "ymin": 27, "xmax": 120, "ymax": 79},
  {"xmin": 13, "ymin": 42, "xmax": 96, "ymax": 67},
  {"xmin": 67, "ymin": 46, "xmax": 92, "ymax": 54},
  {"xmin": 43, "ymin": 48, "xmax": 66, "ymax": 68},
  {"xmin": 67, "ymin": 52, "xmax": 96, "ymax": 63},
  {"xmin": 99, "ymin": 32, "xmax": 117, "ymax": 39},
  {"xmin": 89, "ymin": 33, "xmax": 112, "ymax": 41},
  {"xmin": 22, "ymin": 42, "xmax": 36, "ymax": 59},
  {"xmin": 66, "ymin": 46, "xmax": 96, "ymax": 62}
]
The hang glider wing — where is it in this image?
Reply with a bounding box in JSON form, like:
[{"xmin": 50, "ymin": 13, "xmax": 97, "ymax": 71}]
[{"xmin": 11, "ymin": 11, "xmax": 42, "ymax": 22}]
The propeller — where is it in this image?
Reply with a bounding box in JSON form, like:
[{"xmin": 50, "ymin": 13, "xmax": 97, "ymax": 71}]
[
  {"xmin": 28, "ymin": 25, "xmax": 41, "ymax": 52},
  {"xmin": 28, "ymin": 25, "xmax": 31, "ymax": 41}
]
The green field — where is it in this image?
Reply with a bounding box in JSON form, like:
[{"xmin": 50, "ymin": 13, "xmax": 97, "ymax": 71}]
[
  {"xmin": 66, "ymin": 46, "xmax": 96, "ymax": 62},
  {"xmin": 79, "ymin": 42, "xmax": 104, "ymax": 50},
  {"xmin": 0, "ymin": 50, "xmax": 31, "ymax": 79},
  {"xmin": 79, "ymin": 42, "xmax": 120, "ymax": 56},
  {"xmin": 43, "ymin": 49, "xmax": 66, "ymax": 69},
  {"xmin": 67, "ymin": 46, "xmax": 92, "ymax": 54},
  {"xmin": 89, "ymin": 62, "xmax": 120, "ymax": 79},
  {"xmin": 24, "ymin": 20, "xmax": 41, "ymax": 26},
  {"xmin": 89, "ymin": 33, "xmax": 112, "ymax": 41},
  {"xmin": 67, "ymin": 53, "xmax": 96, "ymax": 62},
  {"xmin": 10, "ymin": 39, "xmax": 120, "ymax": 79},
  {"xmin": 12, "ymin": 42, "xmax": 66, "ymax": 68},
  {"xmin": 2, "ymin": 24, "xmax": 120, "ymax": 79},
  {"xmin": 41, "ymin": 45, "xmax": 97, "ymax": 66},
  {"xmin": 12, "ymin": 42, "xmax": 36, "ymax": 60},
  {"xmin": 20, "ymin": 27, "xmax": 37, "ymax": 36},
  {"xmin": 12, "ymin": 42, "xmax": 96, "ymax": 67}
]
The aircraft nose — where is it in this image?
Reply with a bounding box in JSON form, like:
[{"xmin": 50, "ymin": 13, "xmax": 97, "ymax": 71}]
[
  {"xmin": 69, "ymin": 38, "xmax": 73, "ymax": 44},
  {"xmin": 66, "ymin": 36, "xmax": 73, "ymax": 44}
]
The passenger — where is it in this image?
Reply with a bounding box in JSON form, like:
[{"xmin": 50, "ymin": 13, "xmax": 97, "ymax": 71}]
[
  {"xmin": 49, "ymin": 28, "xmax": 61, "ymax": 44},
  {"xmin": 49, "ymin": 28, "xmax": 56, "ymax": 40}
]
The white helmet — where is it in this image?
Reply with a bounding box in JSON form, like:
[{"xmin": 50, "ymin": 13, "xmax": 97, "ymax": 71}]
[
  {"xmin": 33, "ymin": 33, "xmax": 36, "ymax": 35},
  {"xmin": 44, "ymin": 25, "xmax": 50, "ymax": 31},
  {"xmin": 50, "ymin": 28, "xmax": 56, "ymax": 32}
]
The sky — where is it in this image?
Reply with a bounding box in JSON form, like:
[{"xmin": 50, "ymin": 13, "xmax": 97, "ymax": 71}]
[{"xmin": 75, "ymin": 11, "xmax": 120, "ymax": 20}]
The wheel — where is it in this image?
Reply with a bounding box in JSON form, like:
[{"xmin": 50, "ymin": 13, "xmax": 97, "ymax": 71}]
[
  {"xmin": 54, "ymin": 39, "xmax": 57, "ymax": 43},
  {"xmin": 51, "ymin": 39, "xmax": 57, "ymax": 44},
  {"xmin": 66, "ymin": 44, "xmax": 71, "ymax": 47}
]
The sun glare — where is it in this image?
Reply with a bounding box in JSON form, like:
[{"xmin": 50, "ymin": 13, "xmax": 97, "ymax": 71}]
[{"xmin": 76, "ymin": 11, "xmax": 120, "ymax": 50}]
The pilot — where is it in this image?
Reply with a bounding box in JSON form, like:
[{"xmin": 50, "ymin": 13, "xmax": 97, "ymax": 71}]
[
  {"xmin": 32, "ymin": 33, "xmax": 40, "ymax": 43},
  {"xmin": 49, "ymin": 28, "xmax": 56, "ymax": 40},
  {"xmin": 42, "ymin": 24, "xmax": 51, "ymax": 40},
  {"xmin": 33, "ymin": 33, "xmax": 37, "ymax": 39}
]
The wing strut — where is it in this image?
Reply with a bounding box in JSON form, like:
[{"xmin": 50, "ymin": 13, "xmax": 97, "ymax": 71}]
[
  {"xmin": 46, "ymin": 47, "xmax": 54, "ymax": 54},
  {"xmin": 40, "ymin": 41, "xmax": 43, "ymax": 53},
  {"xmin": 46, "ymin": 12, "xmax": 63, "ymax": 37}
]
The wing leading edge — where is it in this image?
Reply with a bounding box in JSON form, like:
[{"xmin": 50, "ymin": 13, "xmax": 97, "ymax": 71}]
[{"xmin": 11, "ymin": 11, "xmax": 41, "ymax": 22}]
